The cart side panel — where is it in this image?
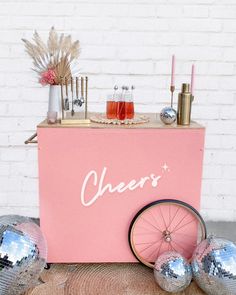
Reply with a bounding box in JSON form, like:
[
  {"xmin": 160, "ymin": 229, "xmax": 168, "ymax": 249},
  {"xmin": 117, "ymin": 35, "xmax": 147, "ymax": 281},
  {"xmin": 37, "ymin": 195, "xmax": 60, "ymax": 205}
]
[{"xmin": 37, "ymin": 127, "xmax": 205, "ymax": 263}]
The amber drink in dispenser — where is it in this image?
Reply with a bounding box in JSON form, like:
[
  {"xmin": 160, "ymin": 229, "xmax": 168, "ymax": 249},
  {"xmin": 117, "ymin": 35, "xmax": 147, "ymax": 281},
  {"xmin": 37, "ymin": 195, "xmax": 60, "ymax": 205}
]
[
  {"xmin": 117, "ymin": 91, "xmax": 126, "ymax": 120},
  {"xmin": 125, "ymin": 86, "xmax": 135, "ymax": 119},
  {"xmin": 106, "ymin": 94, "xmax": 117, "ymax": 119}
]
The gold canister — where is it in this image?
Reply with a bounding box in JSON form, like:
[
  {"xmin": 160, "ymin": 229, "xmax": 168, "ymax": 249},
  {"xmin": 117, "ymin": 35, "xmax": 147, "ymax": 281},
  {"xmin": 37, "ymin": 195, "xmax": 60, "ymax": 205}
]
[{"xmin": 177, "ymin": 83, "xmax": 193, "ymax": 125}]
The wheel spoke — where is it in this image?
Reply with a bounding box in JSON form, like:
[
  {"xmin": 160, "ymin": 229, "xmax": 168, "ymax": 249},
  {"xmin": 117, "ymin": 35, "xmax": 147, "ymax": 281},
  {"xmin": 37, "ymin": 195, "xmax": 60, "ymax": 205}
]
[
  {"xmin": 135, "ymin": 239, "xmax": 163, "ymax": 246},
  {"xmin": 148, "ymin": 238, "xmax": 164, "ymax": 262},
  {"xmin": 140, "ymin": 216, "xmax": 162, "ymax": 232},
  {"xmin": 134, "ymin": 231, "xmax": 161, "ymax": 236},
  {"xmin": 172, "ymin": 240, "xmax": 192, "ymax": 255},
  {"xmin": 135, "ymin": 225, "xmax": 162, "ymax": 234},
  {"xmin": 170, "ymin": 211, "xmax": 189, "ymax": 233},
  {"xmin": 139, "ymin": 237, "xmax": 163, "ymax": 254},
  {"xmin": 168, "ymin": 205, "xmax": 171, "ymax": 229},
  {"xmin": 167, "ymin": 206, "xmax": 180, "ymax": 231},
  {"xmin": 149, "ymin": 209, "xmax": 163, "ymax": 232},
  {"xmin": 159, "ymin": 205, "xmax": 168, "ymax": 229},
  {"xmin": 172, "ymin": 236, "xmax": 197, "ymax": 248},
  {"xmin": 173, "ymin": 218, "xmax": 197, "ymax": 233},
  {"xmin": 172, "ymin": 232, "xmax": 196, "ymax": 238},
  {"xmin": 167, "ymin": 242, "xmax": 171, "ymax": 252},
  {"xmin": 148, "ymin": 240, "xmax": 162, "ymax": 261},
  {"xmin": 170, "ymin": 242, "xmax": 178, "ymax": 252},
  {"xmin": 156, "ymin": 239, "xmax": 164, "ymax": 258}
]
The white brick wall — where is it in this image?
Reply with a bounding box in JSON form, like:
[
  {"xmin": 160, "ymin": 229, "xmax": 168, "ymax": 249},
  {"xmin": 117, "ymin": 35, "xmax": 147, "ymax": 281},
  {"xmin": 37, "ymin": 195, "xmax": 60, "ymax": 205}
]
[{"xmin": 0, "ymin": 0, "xmax": 235, "ymax": 221}]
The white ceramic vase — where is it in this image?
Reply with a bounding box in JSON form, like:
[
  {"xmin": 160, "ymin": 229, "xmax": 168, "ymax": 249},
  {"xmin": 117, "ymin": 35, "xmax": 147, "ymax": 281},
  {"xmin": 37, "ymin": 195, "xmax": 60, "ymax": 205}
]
[{"xmin": 48, "ymin": 85, "xmax": 62, "ymax": 119}]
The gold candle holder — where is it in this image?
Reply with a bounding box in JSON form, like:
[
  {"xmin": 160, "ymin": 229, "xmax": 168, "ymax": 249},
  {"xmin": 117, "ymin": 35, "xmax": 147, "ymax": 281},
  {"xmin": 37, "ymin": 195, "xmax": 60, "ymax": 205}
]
[{"xmin": 170, "ymin": 85, "xmax": 175, "ymax": 108}]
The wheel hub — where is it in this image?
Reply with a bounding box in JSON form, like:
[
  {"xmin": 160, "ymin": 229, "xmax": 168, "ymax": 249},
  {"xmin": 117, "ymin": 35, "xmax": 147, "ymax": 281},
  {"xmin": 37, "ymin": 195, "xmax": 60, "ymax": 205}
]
[{"xmin": 163, "ymin": 230, "xmax": 172, "ymax": 243}]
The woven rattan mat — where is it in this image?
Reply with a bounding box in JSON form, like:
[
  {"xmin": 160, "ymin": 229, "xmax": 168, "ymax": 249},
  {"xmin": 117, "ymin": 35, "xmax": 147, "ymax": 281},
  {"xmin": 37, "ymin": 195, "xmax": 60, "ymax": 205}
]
[{"xmin": 24, "ymin": 263, "xmax": 205, "ymax": 295}]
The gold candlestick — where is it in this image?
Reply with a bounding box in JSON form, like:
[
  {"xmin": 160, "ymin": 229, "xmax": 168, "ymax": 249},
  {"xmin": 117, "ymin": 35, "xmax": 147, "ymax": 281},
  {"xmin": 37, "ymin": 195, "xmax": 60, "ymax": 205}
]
[{"xmin": 170, "ymin": 85, "xmax": 175, "ymax": 108}]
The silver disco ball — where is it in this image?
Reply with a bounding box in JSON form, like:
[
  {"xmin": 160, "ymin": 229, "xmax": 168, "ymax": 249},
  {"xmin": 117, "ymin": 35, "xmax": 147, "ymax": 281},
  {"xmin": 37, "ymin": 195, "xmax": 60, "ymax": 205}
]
[
  {"xmin": 0, "ymin": 215, "xmax": 47, "ymax": 295},
  {"xmin": 160, "ymin": 107, "xmax": 177, "ymax": 125},
  {"xmin": 192, "ymin": 236, "xmax": 236, "ymax": 295},
  {"xmin": 154, "ymin": 251, "xmax": 192, "ymax": 293}
]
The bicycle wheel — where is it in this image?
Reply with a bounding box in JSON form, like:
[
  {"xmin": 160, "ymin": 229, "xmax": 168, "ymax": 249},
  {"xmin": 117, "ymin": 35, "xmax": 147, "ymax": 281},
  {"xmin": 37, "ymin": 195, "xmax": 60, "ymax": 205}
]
[{"xmin": 128, "ymin": 199, "xmax": 207, "ymax": 268}]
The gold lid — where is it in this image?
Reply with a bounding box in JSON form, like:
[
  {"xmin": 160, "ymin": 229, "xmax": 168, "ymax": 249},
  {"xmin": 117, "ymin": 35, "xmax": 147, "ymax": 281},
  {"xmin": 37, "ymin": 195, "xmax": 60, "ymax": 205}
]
[{"xmin": 181, "ymin": 83, "xmax": 190, "ymax": 93}]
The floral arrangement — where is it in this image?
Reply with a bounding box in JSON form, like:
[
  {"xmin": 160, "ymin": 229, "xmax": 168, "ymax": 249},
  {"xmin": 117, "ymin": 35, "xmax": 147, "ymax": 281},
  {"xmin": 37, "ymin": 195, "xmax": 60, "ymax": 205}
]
[{"xmin": 22, "ymin": 27, "xmax": 80, "ymax": 86}]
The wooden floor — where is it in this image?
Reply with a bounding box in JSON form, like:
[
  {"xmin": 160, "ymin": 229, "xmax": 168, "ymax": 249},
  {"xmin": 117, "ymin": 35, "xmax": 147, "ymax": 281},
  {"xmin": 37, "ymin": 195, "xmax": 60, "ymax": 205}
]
[{"xmin": 24, "ymin": 263, "xmax": 206, "ymax": 295}]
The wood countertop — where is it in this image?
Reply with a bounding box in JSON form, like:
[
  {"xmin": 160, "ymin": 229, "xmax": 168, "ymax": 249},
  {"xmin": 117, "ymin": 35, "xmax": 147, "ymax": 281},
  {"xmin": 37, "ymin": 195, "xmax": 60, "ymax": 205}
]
[{"xmin": 37, "ymin": 113, "xmax": 204, "ymax": 129}]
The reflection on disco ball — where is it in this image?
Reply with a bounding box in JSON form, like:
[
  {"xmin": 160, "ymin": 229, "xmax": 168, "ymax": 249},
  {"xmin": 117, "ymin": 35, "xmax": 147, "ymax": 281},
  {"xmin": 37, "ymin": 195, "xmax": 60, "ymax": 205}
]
[
  {"xmin": 0, "ymin": 215, "xmax": 47, "ymax": 295},
  {"xmin": 154, "ymin": 251, "xmax": 192, "ymax": 293},
  {"xmin": 192, "ymin": 236, "xmax": 236, "ymax": 295},
  {"xmin": 160, "ymin": 107, "xmax": 177, "ymax": 125}
]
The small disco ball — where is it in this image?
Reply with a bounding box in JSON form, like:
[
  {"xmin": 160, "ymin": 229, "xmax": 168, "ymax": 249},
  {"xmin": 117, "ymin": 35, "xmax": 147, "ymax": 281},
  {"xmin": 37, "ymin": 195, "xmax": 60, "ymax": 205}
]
[
  {"xmin": 154, "ymin": 251, "xmax": 192, "ymax": 293},
  {"xmin": 0, "ymin": 215, "xmax": 47, "ymax": 295},
  {"xmin": 192, "ymin": 236, "xmax": 236, "ymax": 295},
  {"xmin": 160, "ymin": 107, "xmax": 177, "ymax": 125}
]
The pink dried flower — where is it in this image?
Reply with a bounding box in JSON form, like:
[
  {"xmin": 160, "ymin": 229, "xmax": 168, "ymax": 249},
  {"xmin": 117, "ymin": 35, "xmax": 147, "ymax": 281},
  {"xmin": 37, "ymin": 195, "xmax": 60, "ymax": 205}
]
[{"xmin": 39, "ymin": 69, "xmax": 56, "ymax": 86}]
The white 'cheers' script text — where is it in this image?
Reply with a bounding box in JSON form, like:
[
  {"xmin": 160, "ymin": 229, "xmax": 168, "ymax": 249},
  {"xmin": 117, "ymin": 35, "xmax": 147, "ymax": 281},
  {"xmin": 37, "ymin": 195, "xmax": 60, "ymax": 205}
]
[{"xmin": 81, "ymin": 167, "xmax": 162, "ymax": 206}]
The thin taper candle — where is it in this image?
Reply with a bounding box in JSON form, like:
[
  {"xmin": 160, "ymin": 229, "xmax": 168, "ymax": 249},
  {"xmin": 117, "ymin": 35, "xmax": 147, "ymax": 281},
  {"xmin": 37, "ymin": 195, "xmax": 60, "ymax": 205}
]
[
  {"xmin": 191, "ymin": 64, "xmax": 195, "ymax": 96},
  {"xmin": 171, "ymin": 55, "xmax": 175, "ymax": 87}
]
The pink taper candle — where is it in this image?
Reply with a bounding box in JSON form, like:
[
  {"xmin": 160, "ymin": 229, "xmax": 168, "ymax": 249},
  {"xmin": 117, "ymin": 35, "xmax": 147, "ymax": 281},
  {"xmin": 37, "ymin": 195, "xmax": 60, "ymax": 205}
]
[
  {"xmin": 191, "ymin": 64, "xmax": 195, "ymax": 96},
  {"xmin": 171, "ymin": 55, "xmax": 175, "ymax": 87}
]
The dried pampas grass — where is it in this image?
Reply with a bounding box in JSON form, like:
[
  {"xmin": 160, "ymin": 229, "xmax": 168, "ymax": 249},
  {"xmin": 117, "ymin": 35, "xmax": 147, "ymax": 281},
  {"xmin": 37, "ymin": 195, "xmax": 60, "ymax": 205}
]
[{"xmin": 22, "ymin": 27, "xmax": 80, "ymax": 85}]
